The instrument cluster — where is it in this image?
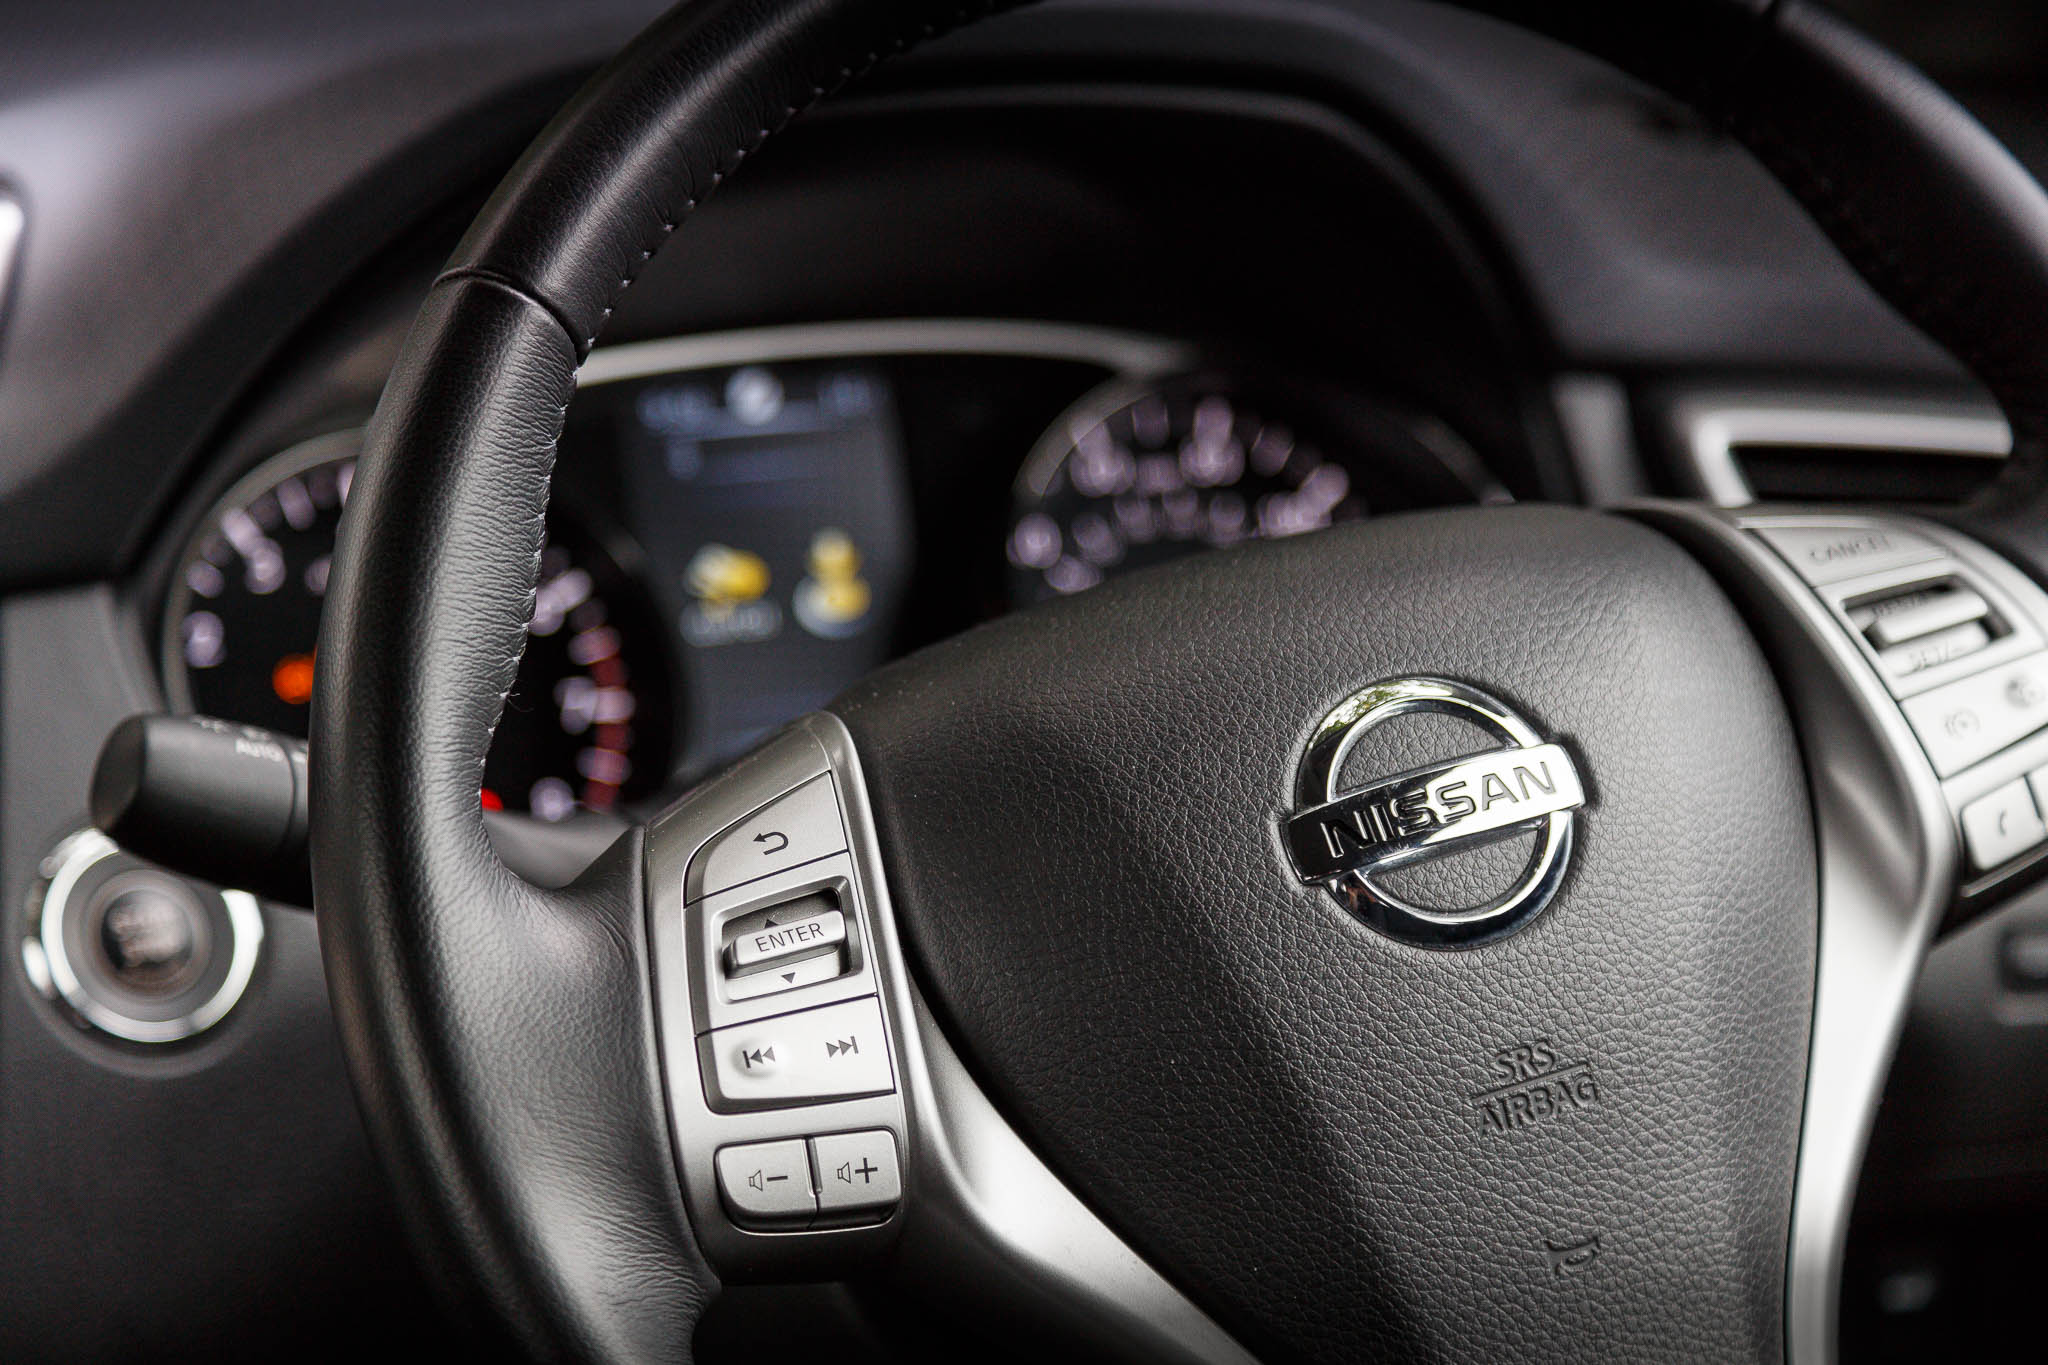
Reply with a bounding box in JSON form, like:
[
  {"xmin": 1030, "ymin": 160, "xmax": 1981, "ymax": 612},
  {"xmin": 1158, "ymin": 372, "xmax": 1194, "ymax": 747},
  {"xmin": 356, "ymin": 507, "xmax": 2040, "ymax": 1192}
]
[{"xmin": 157, "ymin": 321, "xmax": 1506, "ymax": 821}]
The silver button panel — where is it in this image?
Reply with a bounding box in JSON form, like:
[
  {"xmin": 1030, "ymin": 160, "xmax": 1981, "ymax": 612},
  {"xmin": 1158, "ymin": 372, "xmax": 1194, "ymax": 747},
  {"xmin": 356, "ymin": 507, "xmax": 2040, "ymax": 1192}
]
[
  {"xmin": 646, "ymin": 724, "xmax": 912, "ymax": 1270},
  {"xmin": 1744, "ymin": 513, "xmax": 2048, "ymax": 897}
]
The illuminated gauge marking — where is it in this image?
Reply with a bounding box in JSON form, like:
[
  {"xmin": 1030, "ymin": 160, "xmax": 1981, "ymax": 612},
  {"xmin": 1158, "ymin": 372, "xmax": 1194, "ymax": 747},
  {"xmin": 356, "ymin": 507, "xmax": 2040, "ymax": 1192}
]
[
  {"xmin": 162, "ymin": 430, "xmax": 673, "ymax": 820},
  {"xmin": 1008, "ymin": 374, "xmax": 1501, "ymax": 607}
]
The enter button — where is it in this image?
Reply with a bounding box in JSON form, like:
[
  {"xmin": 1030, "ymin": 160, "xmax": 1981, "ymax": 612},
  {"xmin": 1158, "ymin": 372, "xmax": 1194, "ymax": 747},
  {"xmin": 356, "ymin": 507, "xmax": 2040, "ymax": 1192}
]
[{"xmin": 724, "ymin": 895, "xmax": 846, "ymax": 976}]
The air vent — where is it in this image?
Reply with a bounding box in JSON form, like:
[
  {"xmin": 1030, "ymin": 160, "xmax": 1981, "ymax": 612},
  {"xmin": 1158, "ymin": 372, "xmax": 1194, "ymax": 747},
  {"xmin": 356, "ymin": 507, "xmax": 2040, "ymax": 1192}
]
[
  {"xmin": 1667, "ymin": 395, "xmax": 2011, "ymax": 508},
  {"xmin": 1733, "ymin": 444, "xmax": 2003, "ymax": 504}
]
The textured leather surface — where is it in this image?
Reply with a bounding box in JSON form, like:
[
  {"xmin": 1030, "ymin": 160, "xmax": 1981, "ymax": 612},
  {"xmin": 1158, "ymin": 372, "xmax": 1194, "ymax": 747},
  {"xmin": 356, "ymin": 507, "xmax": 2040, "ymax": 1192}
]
[
  {"xmin": 312, "ymin": 278, "xmax": 715, "ymax": 1362},
  {"xmin": 839, "ymin": 506, "xmax": 1816, "ymax": 1364},
  {"xmin": 444, "ymin": 0, "xmax": 1023, "ymax": 355}
]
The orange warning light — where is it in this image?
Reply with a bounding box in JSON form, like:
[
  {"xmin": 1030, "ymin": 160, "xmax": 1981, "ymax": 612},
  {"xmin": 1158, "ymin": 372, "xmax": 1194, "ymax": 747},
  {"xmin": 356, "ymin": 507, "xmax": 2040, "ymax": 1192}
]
[{"xmin": 271, "ymin": 653, "xmax": 315, "ymax": 706}]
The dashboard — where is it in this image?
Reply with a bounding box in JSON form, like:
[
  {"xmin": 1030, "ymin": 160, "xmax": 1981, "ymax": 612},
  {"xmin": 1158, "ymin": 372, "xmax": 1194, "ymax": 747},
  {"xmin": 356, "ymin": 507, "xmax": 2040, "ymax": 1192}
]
[
  {"xmin": 0, "ymin": 2, "xmax": 2045, "ymax": 1362},
  {"xmin": 154, "ymin": 321, "xmax": 1505, "ymax": 821}
]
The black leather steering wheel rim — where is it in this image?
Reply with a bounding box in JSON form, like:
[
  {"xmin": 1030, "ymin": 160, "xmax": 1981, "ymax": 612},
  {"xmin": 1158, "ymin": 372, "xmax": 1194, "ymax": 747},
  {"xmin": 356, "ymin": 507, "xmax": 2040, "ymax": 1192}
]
[{"xmin": 311, "ymin": 2, "xmax": 2048, "ymax": 1361}]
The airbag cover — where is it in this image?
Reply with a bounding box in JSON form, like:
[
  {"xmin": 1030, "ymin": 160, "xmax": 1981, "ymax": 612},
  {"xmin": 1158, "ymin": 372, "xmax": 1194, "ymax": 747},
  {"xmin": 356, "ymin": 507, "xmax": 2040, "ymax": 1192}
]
[{"xmin": 835, "ymin": 506, "xmax": 1814, "ymax": 1364}]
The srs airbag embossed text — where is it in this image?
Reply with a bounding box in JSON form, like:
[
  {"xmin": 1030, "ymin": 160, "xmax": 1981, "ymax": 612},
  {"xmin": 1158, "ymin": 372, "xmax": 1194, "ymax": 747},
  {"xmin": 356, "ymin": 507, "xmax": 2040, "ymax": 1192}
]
[{"xmin": 1472, "ymin": 1040, "xmax": 1600, "ymax": 1136}]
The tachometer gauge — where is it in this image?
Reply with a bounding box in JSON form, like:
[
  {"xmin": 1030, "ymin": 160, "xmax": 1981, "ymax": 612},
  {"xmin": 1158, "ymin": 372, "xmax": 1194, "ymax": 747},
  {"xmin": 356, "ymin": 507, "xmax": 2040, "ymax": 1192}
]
[
  {"xmin": 162, "ymin": 430, "xmax": 675, "ymax": 819},
  {"xmin": 1008, "ymin": 374, "xmax": 1502, "ymax": 606}
]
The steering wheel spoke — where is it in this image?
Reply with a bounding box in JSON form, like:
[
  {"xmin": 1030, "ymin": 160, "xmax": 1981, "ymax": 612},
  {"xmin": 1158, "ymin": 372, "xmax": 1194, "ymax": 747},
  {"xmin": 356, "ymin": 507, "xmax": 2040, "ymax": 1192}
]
[
  {"xmin": 643, "ymin": 713, "xmax": 1253, "ymax": 1359},
  {"xmin": 1635, "ymin": 504, "xmax": 2048, "ymax": 1363}
]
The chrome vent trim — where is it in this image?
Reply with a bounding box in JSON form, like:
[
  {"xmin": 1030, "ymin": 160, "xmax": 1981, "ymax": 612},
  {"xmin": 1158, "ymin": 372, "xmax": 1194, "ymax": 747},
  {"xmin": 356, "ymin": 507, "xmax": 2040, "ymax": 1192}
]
[{"xmin": 1666, "ymin": 393, "xmax": 2011, "ymax": 508}]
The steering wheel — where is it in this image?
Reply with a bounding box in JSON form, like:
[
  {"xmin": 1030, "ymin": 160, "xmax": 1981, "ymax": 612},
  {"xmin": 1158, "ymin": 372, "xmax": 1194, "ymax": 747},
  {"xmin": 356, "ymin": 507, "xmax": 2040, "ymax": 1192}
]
[{"xmin": 308, "ymin": 2, "xmax": 2048, "ymax": 1362}]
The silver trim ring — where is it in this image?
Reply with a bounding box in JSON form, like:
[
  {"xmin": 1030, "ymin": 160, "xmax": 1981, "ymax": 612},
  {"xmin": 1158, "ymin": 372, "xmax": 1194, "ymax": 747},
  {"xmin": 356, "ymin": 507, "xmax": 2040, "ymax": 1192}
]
[
  {"xmin": 1664, "ymin": 392, "xmax": 2011, "ymax": 509},
  {"xmin": 1287, "ymin": 677, "xmax": 1584, "ymax": 947},
  {"xmin": 161, "ymin": 427, "xmax": 364, "ymax": 717},
  {"xmin": 24, "ymin": 829, "xmax": 263, "ymax": 1044}
]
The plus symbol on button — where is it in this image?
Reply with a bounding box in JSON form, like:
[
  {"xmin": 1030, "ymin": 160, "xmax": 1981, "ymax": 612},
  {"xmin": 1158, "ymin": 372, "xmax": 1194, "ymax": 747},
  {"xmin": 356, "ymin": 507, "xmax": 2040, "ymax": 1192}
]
[{"xmin": 854, "ymin": 1159, "xmax": 878, "ymax": 1184}]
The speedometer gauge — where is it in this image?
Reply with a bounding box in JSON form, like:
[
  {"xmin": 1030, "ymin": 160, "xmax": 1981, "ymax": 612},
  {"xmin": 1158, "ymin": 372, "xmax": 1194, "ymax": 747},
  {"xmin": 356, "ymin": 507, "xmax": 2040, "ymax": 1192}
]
[
  {"xmin": 1008, "ymin": 374, "xmax": 1501, "ymax": 606},
  {"xmin": 162, "ymin": 430, "xmax": 675, "ymax": 819}
]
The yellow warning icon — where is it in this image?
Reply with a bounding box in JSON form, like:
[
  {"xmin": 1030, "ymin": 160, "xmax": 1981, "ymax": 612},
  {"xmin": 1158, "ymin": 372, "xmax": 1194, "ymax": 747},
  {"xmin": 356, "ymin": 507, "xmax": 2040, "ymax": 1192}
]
[
  {"xmin": 685, "ymin": 544, "xmax": 771, "ymax": 607},
  {"xmin": 680, "ymin": 544, "xmax": 779, "ymax": 648},
  {"xmin": 794, "ymin": 528, "xmax": 873, "ymax": 639}
]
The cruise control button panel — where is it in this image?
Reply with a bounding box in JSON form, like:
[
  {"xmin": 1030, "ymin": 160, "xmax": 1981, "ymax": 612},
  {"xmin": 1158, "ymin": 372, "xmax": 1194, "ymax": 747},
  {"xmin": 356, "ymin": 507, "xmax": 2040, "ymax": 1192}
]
[
  {"xmin": 687, "ymin": 775, "xmax": 846, "ymax": 902},
  {"xmin": 1741, "ymin": 513, "xmax": 2048, "ymax": 903},
  {"xmin": 703, "ymin": 995, "xmax": 895, "ymax": 1112}
]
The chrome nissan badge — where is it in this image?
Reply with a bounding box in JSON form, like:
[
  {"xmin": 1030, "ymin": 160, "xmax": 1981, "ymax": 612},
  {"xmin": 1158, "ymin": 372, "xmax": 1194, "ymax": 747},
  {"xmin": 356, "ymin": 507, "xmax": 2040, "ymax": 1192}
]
[{"xmin": 1284, "ymin": 677, "xmax": 1585, "ymax": 947}]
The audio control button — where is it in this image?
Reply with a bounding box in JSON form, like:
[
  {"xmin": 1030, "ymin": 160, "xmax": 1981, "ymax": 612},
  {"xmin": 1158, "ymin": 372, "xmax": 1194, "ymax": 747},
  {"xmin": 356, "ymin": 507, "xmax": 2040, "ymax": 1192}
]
[
  {"xmin": 702, "ymin": 996, "xmax": 895, "ymax": 1112},
  {"xmin": 811, "ymin": 1129, "xmax": 902, "ymax": 1217},
  {"xmin": 715, "ymin": 1139, "xmax": 816, "ymax": 1227}
]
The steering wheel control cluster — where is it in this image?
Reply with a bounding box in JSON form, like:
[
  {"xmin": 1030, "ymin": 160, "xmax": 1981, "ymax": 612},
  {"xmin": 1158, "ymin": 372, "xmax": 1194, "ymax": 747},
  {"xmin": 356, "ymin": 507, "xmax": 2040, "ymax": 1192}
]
[
  {"xmin": 642, "ymin": 714, "xmax": 1252, "ymax": 1348},
  {"xmin": 648, "ymin": 723, "xmax": 912, "ymax": 1264},
  {"xmin": 1740, "ymin": 514, "xmax": 2048, "ymax": 894}
]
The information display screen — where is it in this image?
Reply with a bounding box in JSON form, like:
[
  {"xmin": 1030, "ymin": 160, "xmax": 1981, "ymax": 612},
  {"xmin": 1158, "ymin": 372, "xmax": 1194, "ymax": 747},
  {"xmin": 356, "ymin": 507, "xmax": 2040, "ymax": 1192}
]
[{"xmin": 564, "ymin": 360, "xmax": 913, "ymax": 775}]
